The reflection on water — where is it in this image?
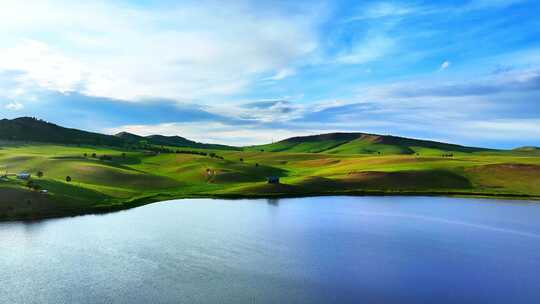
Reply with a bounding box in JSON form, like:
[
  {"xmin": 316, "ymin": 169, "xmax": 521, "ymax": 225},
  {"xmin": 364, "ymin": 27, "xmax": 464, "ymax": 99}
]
[
  {"xmin": 1, "ymin": 196, "xmax": 540, "ymax": 304},
  {"xmin": 266, "ymin": 198, "xmax": 280, "ymax": 206}
]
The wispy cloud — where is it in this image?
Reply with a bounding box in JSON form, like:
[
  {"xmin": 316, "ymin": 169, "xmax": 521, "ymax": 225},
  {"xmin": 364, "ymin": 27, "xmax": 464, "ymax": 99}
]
[
  {"xmin": 346, "ymin": 2, "xmax": 419, "ymax": 21},
  {"xmin": 265, "ymin": 68, "xmax": 297, "ymax": 81},
  {"xmin": 440, "ymin": 60, "xmax": 451, "ymax": 70},
  {"xmin": 4, "ymin": 101, "xmax": 24, "ymax": 111},
  {"xmin": 365, "ymin": 67, "xmax": 540, "ymax": 98},
  {"xmin": 1, "ymin": 0, "xmax": 539, "ymax": 148},
  {"xmin": 106, "ymin": 121, "xmax": 322, "ymax": 146},
  {"xmin": 0, "ymin": 0, "xmax": 322, "ymax": 101}
]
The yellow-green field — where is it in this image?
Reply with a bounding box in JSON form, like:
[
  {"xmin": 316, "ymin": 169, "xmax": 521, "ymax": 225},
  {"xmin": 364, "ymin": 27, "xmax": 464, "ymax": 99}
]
[{"xmin": 1, "ymin": 143, "xmax": 539, "ymax": 220}]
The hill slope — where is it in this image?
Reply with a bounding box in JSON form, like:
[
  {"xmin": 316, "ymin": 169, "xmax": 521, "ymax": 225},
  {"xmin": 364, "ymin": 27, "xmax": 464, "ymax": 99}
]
[
  {"xmin": 0, "ymin": 117, "xmax": 238, "ymax": 150},
  {"xmin": 246, "ymin": 132, "xmax": 490, "ymax": 155},
  {"xmin": 115, "ymin": 132, "xmax": 238, "ymax": 150},
  {"xmin": 145, "ymin": 134, "xmax": 238, "ymax": 150},
  {"xmin": 0, "ymin": 117, "xmax": 125, "ymax": 146}
]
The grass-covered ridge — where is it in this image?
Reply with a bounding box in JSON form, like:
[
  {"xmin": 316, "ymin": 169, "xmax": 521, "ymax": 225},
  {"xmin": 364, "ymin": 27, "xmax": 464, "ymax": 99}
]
[
  {"xmin": 246, "ymin": 132, "xmax": 490, "ymax": 155},
  {"xmin": 0, "ymin": 117, "xmax": 238, "ymax": 150},
  {"xmin": 0, "ymin": 118, "xmax": 539, "ymax": 221}
]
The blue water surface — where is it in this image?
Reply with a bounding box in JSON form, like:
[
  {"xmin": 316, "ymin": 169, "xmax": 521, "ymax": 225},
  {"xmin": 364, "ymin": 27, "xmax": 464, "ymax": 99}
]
[{"xmin": 1, "ymin": 196, "xmax": 539, "ymax": 303}]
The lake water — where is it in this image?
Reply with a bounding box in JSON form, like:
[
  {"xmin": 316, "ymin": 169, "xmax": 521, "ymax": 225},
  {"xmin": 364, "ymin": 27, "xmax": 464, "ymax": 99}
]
[{"xmin": 1, "ymin": 196, "xmax": 540, "ymax": 303}]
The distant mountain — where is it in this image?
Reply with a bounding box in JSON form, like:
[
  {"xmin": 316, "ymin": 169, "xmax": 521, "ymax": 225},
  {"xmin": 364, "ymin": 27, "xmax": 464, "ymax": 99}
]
[
  {"xmin": 116, "ymin": 132, "xmax": 239, "ymax": 150},
  {"xmin": 0, "ymin": 117, "xmax": 124, "ymax": 146},
  {"xmin": 0, "ymin": 117, "xmax": 238, "ymax": 150},
  {"xmin": 114, "ymin": 131, "xmax": 146, "ymax": 143},
  {"xmin": 246, "ymin": 132, "xmax": 490, "ymax": 155},
  {"xmin": 514, "ymin": 146, "xmax": 540, "ymax": 151},
  {"xmin": 513, "ymin": 146, "xmax": 540, "ymax": 154},
  {"xmin": 0, "ymin": 117, "xmax": 504, "ymax": 155}
]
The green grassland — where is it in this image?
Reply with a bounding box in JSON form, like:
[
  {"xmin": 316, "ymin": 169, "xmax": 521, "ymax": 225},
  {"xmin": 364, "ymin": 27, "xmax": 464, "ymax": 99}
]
[{"xmin": 1, "ymin": 141, "xmax": 540, "ymax": 221}]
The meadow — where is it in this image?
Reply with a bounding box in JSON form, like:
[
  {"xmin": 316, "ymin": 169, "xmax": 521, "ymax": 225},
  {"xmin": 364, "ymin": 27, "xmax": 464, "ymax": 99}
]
[{"xmin": 1, "ymin": 141, "xmax": 539, "ymax": 221}]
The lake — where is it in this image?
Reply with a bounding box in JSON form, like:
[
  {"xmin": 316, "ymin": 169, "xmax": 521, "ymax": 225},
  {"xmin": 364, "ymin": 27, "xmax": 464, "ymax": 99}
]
[{"xmin": 1, "ymin": 196, "xmax": 540, "ymax": 303}]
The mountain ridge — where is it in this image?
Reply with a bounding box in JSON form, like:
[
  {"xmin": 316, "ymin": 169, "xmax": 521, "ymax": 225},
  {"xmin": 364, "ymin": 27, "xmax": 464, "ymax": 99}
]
[
  {"xmin": 0, "ymin": 117, "xmax": 520, "ymax": 155},
  {"xmin": 247, "ymin": 132, "xmax": 492, "ymax": 155},
  {"xmin": 0, "ymin": 117, "xmax": 238, "ymax": 150}
]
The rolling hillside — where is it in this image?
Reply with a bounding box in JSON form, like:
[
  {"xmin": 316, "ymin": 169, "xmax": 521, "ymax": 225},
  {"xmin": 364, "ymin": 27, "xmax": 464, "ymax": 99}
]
[
  {"xmin": 0, "ymin": 117, "xmax": 125, "ymax": 146},
  {"xmin": 246, "ymin": 132, "xmax": 491, "ymax": 155},
  {"xmin": 514, "ymin": 146, "xmax": 540, "ymax": 155},
  {"xmin": 0, "ymin": 117, "xmax": 539, "ymax": 220},
  {"xmin": 0, "ymin": 117, "xmax": 238, "ymax": 150},
  {"xmin": 115, "ymin": 131, "xmax": 238, "ymax": 150}
]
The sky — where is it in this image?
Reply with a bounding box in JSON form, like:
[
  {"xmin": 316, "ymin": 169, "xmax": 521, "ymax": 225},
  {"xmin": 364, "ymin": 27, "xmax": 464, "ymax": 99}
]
[{"xmin": 0, "ymin": 0, "xmax": 539, "ymax": 148}]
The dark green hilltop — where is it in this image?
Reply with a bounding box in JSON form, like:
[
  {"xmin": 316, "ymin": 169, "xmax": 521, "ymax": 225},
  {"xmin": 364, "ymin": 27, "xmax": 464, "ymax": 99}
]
[
  {"xmin": 246, "ymin": 132, "xmax": 489, "ymax": 155},
  {"xmin": 0, "ymin": 117, "xmax": 238, "ymax": 150}
]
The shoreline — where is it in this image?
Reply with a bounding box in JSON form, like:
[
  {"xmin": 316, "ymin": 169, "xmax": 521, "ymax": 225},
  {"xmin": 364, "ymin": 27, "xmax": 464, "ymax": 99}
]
[{"xmin": 3, "ymin": 190, "xmax": 539, "ymax": 223}]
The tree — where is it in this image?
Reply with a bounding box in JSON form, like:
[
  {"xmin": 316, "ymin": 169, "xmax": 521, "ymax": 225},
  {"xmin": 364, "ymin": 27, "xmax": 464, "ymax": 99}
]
[
  {"xmin": 121, "ymin": 152, "xmax": 126, "ymax": 158},
  {"xmin": 83, "ymin": 153, "xmax": 88, "ymax": 158},
  {"xmin": 26, "ymin": 180, "xmax": 34, "ymax": 189},
  {"xmin": 255, "ymin": 163, "xmax": 259, "ymax": 167},
  {"xmin": 37, "ymin": 171, "xmax": 44, "ymax": 178},
  {"xmin": 66, "ymin": 176, "xmax": 72, "ymax": 182},
  {"xmin": 91, "ymin": 153, "xmax": 97, "ymax": 158},
  {"xmin": 239, "ymin": 158, "xmax": 244, "ymax": 162}
]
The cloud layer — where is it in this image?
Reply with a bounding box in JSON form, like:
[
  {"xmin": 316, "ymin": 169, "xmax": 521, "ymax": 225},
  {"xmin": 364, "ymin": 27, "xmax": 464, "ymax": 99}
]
[
  {"xmin": 1, "ymin": 0, "xmax": 539, "ymax": 148},
  {"xmin": 0, "ymin": 0, "xmax": 321, "ymax": 101}
]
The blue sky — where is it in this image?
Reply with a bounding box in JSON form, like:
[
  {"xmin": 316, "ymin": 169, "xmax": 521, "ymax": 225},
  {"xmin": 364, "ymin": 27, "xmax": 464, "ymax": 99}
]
[{"xmin": 0, "ymin": 0, "xmax": 539, "ymax": 148}]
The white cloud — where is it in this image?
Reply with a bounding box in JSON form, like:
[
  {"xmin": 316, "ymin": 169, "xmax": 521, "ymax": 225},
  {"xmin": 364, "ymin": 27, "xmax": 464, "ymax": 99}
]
[
  {"xmin": 440, "ymin": 60, "xmax": 451, "ymax": 70},
  {"xmin": 459, "ymin": 119, "xmax": 540, "ymax": 140},
  {"xmin": 467, "ymin": 0, "xmax": 525, "ymax": 9},
  {"xmin": 207, "ymin": 100, "xmax": 305, "ymax": 123},
  {"xmin": 0, "ymin": 40, "xmax": 90, "ymax": 94},
  {"xmin": 5, "ymin": 101, "xmax": 24, "ymax": 111},
  {"xmin": 0, "ymin": 0, "xmax": 321, "ymax": 101},
  {"xmin": 348, "ymin": 2, "xmax": 416, "ymax": 21},
  {"xmin": 265, "ymin": 68, "xmax": 296, "ymax": 81},
  {"xmin": 106, "ymin": 121, "xmax": 319, "ymax": 146},
  {"xmin": 362, "ymin": 66, "xmax": 540, "ymax": 99}
]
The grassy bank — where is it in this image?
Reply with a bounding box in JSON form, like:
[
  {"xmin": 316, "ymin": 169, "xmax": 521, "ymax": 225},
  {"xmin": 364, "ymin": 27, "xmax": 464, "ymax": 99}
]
[{"xmin": 1, "ymin": 143, "xmax": 539, "ymax": 221}]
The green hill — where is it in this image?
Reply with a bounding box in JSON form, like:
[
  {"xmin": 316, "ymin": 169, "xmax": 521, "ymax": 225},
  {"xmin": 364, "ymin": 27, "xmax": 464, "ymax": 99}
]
[
  {"xmin": 0, "ymin": 117, "xmax": 238, "ymax": 150},
  {"xmin": 1, "ymin": 119, "xmax": 539, "ymax": 221},
  {"xmin": 512, "ymin": 146, "xmax": 540, "ymax": 155},
  {"xmin": 145, "ymin": 134, "xmax": 238, "ymax": 150},
  {"xmin": 115, "ymin": 132, "xmax": 238, "ymax": 150},
  {"xmin": 513, "ymin": 146, "xmax": 540, "ymax": 154},
  {"xmin": 0, "ymin": 117, "xmax": 124, "ymax": 146},
  {"xmin": 246, "ymin": 132, "xmax": 490, "ymax": 155}
]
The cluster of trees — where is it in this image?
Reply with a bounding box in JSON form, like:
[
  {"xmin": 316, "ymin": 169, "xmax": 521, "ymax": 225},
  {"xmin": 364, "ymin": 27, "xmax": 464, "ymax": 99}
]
[
  {"xmin": 83, "ymin": 152, "xmax": 127, "ymax": 161},
  {"xmin": 25, "ymin": 180, "xmax": 42, "ymax": 191},
  {"xmin": 80, "ymin": 146, "xmax": 228, "ymax": 162},
  {"xmin": 24, "ymin": 171, "xmax": 44, "ymax": 191},
  {"xmin": 176, "ymin": 150, "xmax": 209, "ymax": 156},
  {"xmin": 141, "ymin": 147, "xmax": 224, "ymax": 159},
  {"xmin": 442, "ymin": 153, "xmax": 454, "ymax": 158}
]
